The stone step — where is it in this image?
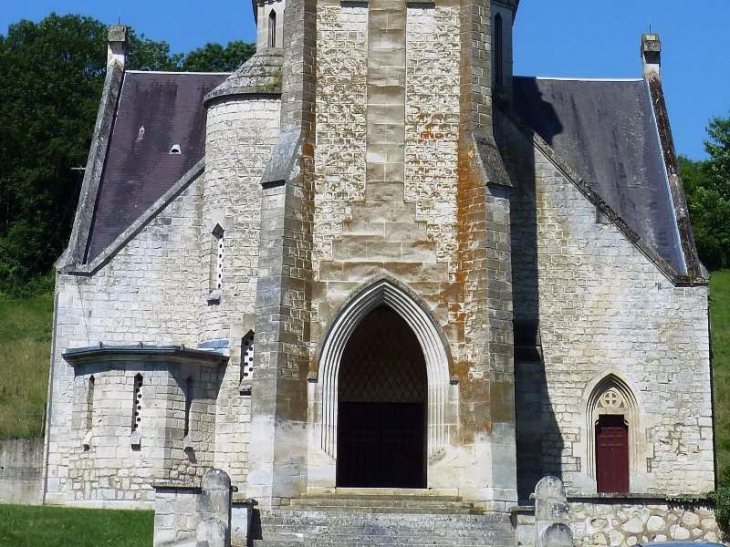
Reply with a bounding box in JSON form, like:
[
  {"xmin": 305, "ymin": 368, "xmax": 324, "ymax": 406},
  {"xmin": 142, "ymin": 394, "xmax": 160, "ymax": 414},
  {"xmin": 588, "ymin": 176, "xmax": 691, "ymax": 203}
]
[
  {"xmin": 251, "ymin": 507, "xmax": 515, "ymax": 547},
  {"xmin": 289, "ymin": 495, "xmax": 478, "ymax": 514}
]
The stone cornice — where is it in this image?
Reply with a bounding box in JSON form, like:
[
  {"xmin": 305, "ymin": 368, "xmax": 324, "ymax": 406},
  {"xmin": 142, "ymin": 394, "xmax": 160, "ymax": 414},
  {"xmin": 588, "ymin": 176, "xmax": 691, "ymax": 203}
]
[{"xmin": 63, "ymin": 343, "xmax": 228, "ymax": 367}]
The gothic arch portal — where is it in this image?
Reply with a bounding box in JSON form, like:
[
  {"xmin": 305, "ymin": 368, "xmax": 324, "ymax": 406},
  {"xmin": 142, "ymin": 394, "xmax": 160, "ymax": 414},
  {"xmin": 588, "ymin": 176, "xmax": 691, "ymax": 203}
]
[
  {"xmin": 317, "ymin": 278, "xmax": 454, "ymax": 459},
  {"xmin": 584, "ymin": 371, "xmax": 642, "ymax": 488}
]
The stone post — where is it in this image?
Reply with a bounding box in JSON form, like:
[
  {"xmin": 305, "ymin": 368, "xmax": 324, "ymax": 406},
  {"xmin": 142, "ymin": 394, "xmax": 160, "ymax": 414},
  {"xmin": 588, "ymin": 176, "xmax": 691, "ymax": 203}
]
[
  {"xmin": 533, "ymin": 476, "xmax": 573, "ymax": 547},
  {"xmin": 641, "ymin": 34, "xmax": 661, "ymax": 79},
  {"xmin": 107, "ymin": 25, "xmax": 128, "ymax": 71},
  {"xmin": 196, "ymin": 469, "xmax": 232, "ymax": 547}
]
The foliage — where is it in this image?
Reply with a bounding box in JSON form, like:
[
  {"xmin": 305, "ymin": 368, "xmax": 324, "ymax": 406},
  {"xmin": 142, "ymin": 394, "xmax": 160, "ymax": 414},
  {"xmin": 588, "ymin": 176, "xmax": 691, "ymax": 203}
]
[
  {"xmin": 0, "ymin": 14, "xmax": 253, "ymax": 295},
  {"xmin": 708, "ymin": 487, "xmax": 730, "ymax": 534},
  {"xmin": 0, "ymin": 290, "xmax": 54, "ymax": 438},
  {"xmin": 680, "ymin": 115, "xmax": 730, "ymax": 270},
  {"xmin": 0, "ymin": 15, "xmax": 108, "ymax": 295},
  {"xmin": 0, "ymin": 504, "xmax": 153, "ymax": 547},
  {"xmin": 705, "ymin": 116, "xmax": 730, "ymax": 199},
  {"xmin": 182, "ymin": 41, "xmax": 256, "ymax": 72},
  {"xmin": 712, "ymin": 271, "xmax": 730, "ymax": 485}
]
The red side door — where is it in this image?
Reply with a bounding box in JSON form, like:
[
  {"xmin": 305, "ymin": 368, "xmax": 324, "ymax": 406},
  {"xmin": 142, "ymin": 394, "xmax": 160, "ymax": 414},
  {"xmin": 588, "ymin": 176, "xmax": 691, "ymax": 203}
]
[{"xmin": 596, "ymin": 415, "xmax": 629, "ymax": 493}]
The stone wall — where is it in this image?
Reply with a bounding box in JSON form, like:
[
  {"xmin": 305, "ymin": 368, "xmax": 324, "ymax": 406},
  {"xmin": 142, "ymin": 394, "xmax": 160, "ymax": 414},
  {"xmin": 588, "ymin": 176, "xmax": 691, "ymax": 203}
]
[
  {"xmin": 569, "ymin": 499, "xmax": 720, "ymax": 546},
  {"xmin": 514, "ymin": 499, "xmax": 722, "ymax": 547},
  {"xmin": 48, "ymin": 87, "xmax": 282, "ymax": 504},
  {"xmin": 48, "ymin": 179, "xmax": 205, "ymax": 506},
  {"xmin": 59, "ymin": 360, "xmax": 221, "ymax": 506},
  {"xmin": 500, "ymin": 113, "xmax": 714, "ymax": 498},
  {"xmin": 0, "ymin": 437, "xmax": 43, "ymax": 505},
  {"xmin": 203, "ymin": 96, "xmax": 281, "ymax": 488},
  {"xmin": 154, "ymin": 486, "xmax": 199, "ymax": 545}
]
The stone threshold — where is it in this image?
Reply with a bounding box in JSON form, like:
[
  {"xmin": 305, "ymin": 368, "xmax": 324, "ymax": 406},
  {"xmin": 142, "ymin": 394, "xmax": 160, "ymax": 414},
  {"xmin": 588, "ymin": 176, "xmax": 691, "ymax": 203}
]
[
  {"xmin": 305, "ymin": 487, "xmax": 460, "ymax": 498},
  {"xmin": 510, "ymin": 492, "xmax": 712, "ymax": 514}
]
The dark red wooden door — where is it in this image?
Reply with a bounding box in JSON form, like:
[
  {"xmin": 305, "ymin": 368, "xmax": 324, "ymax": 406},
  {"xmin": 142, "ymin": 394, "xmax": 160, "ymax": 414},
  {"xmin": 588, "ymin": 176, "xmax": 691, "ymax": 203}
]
[{"xmin": 596, "ymin": 415, "xmax": 629, "ymax": 493}]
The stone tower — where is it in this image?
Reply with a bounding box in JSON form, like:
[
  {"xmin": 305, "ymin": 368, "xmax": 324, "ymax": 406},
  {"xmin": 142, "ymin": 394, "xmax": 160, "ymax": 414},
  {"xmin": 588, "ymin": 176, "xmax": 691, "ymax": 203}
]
[{"xmin": 230, "ymin": 0, "xmax": 520, "ymax": 509}]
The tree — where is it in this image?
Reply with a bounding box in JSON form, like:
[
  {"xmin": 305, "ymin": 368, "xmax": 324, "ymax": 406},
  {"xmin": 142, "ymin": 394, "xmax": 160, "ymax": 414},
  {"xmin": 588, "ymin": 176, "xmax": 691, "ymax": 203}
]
[
  {"xmin": 0, "ymin": 15, "xmax": 108, "ymax": 293},
  {"xmin": 0, "ymin": 14, "xmax": 254, "ymax": 294},
  {"xmin": 705, "ymin": 116, "xmax": 730, "ymax": 200},
  {"xmin": 182, "ymin": 41, "xmax": 255, "ymax": 72},
  {"xmin": 681, "ymin": 115, "xmax": 730, "ymax": 271}
]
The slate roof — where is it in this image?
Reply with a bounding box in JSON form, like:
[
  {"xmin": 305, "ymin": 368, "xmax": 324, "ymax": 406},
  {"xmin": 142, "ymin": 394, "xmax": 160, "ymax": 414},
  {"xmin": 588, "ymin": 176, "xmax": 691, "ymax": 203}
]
[
  {"xmin": 84, "ymin": 71, "xmax": 227, "ymax": 263},
  {"xmin": 513, "ymin": 76, "xmax": 686, "ymax": 275},
  {"xmin": 84, "ymin": 70, "xmax": 686, "ymax": 278}
]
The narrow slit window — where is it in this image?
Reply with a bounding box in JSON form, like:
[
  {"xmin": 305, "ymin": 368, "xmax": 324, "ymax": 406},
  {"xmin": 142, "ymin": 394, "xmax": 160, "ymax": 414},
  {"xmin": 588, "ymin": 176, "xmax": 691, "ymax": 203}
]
[
  {"xmin": 132, "ymin": 374, "xmax": 143, "ymax": 433},
  {"xmin": 268, "ymin": 10, "xmax": 277, "ymax": 48},
  {"xmin": 493, "ymin": 13, "xmax": 504, "ymax": 87},
  {"xmin": 184, "ymin": 377, "xmax": 193, "ymax": 437},
  {"xmin": 210, "ymin": 225, "xmax": 225, "ymax": 292},
  {"xmin": 86, "ymin": 376, "xmax": 95, "ymax": 430},
  {"xmin": 241, "ymin": 331, "xmax": 255, "ymax": 382}
]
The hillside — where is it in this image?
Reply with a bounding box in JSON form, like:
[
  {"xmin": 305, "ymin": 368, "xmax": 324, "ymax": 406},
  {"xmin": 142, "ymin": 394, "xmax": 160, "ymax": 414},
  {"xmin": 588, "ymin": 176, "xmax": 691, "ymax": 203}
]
[
  {"xmin": 0, "ymin": 291, "xmax": 53, "ymax": 438},
  {"xmin": 0, "ymin": 272, "xmax": 729, "ymax": 483},
  {"xmin": 712, "ymin": 270, "xmax": 730, "ymax": 482}
]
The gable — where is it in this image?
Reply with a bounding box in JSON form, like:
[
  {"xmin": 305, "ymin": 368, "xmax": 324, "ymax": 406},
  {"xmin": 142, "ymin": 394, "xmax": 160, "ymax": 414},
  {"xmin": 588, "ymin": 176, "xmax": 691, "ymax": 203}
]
[
  {"xmin": 84, "ymin": 71, "xmax": 227, "ymax": 263},
  {"xmin": 512, "ymin": 77, "xmax": 686, "ymax": 276}
]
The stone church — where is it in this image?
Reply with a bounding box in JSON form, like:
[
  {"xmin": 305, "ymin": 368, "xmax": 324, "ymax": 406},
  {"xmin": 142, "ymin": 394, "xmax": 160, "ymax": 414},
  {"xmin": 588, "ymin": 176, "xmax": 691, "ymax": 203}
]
[{"xmin": 44, "ymin": 0, "xmax": 719, "ymax": 544}]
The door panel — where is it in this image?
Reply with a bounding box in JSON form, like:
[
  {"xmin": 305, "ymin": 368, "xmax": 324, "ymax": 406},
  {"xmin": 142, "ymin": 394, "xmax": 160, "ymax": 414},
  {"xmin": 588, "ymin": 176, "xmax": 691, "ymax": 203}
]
[
  {"xmin": 596, "ymin": 414, "xmax": 629, "ymax": 493},
  {"xmin": 337, "ymin": 402, "xmax": 426, "ymax": 488}
]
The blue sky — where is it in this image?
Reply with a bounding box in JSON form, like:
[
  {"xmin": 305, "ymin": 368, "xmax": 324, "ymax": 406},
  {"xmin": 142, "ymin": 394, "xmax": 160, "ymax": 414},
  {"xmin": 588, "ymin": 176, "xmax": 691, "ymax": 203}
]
[{"xmin": 2, "ymin": 0, "xmax": 728, "ymax": 159}]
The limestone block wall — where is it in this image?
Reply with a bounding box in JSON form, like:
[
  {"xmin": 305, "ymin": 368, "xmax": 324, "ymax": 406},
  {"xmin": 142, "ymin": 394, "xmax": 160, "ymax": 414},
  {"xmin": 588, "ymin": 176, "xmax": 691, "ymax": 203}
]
[
  {"xmin": 61, "ymin": 360, "xmax": 220, "ymax": 506},
  {"xmin": 501, "ymin": 117, "xmax": 714, "ymax": 498},
  {"xmin": 154, "ymin": 487, "xmax": 199, "ymax": 546},
  {"xmin": 47, "ymin": 180, "xmax": 205, "ymax": 505},
  {"xmin": 202, "ymin": 97, "xmax": 281, "ymax": 487},
  {"xmin": 514, "ymin": 500, "xmax": 721, "ymax": 547},
  {"xmin": 0, "ymin": 437, "xmax": 44, "ymax": 505},
  {"xmin": 405, "ymin": 4, "xmax": 460, "ymax": 271},
  {"xmin": 313, "ymin": 3, "xmax": 368, "ymax": 276},
  {"xmin": 311, "ymin": 2, "xmax": 464, "ymax": 364}
]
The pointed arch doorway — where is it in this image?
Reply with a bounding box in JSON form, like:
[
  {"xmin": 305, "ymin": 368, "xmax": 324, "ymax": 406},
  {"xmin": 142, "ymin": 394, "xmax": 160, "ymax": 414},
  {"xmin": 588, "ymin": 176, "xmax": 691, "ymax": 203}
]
[{"xmin": 336, "ymin": 306, "xmax": 428, "ymax": 488}]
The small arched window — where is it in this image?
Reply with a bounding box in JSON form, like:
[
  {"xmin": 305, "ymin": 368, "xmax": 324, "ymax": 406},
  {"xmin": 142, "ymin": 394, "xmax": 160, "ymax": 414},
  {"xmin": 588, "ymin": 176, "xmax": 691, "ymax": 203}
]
[
  {"xmin": 241, "ymin": 331, "xmax": 255, "ymax": 383},
  {"xmin": 493, "ymin": 13, "xmax": 504, "ymax": 87},
  {"xmin": 132, "ymin": 374, "xmax": 143, "ymax": 433},
  {"xmin": 184, "ymin": 377, "xmax": 193, "ymax": 437},
  {"xmin": 210, "ymin": 225, "xmax": 224, "ymax": 292},
  {"xmin": 268, "ymin": 10, "xmax": 277, "ymax": 48},
  {"xmin": 86, "ymin": 376, "xmax": 95, "ymax": 431}
]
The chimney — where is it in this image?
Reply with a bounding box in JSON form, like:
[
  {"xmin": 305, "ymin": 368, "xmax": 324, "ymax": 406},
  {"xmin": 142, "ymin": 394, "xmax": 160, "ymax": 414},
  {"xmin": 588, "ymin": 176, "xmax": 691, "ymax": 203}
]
[
  {"xmin": 641, "ymin": 33, "xmax": 661, "ymax": 78},
  {"xmin": 107, "ymin": 25, "xmax": 128, "ymax": 71}
]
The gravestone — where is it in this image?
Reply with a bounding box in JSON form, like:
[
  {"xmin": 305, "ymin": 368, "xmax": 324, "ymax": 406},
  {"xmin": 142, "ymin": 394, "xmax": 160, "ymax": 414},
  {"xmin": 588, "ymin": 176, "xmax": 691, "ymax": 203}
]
[
  {"xmin": 196, "ymin": 469, "xmax": 232, "ymax": 547},
  {"xmin": 534, "ymin": 476, "xmax": 573, "ymax": 547}
]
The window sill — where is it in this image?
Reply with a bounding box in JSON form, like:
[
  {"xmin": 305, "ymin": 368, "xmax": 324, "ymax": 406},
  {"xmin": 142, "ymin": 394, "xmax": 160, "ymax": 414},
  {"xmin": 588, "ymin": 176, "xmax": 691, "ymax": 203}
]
[{"xmin": 207, "ymin": 290, "xmax": 222, "ymax": 305}]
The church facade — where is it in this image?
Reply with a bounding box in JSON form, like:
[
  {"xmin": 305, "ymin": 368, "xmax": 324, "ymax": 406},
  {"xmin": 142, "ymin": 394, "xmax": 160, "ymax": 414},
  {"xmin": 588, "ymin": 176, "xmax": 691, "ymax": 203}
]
[{"xmin": 44, "ymin": 0, "xmax": 718, "ymax": 543}]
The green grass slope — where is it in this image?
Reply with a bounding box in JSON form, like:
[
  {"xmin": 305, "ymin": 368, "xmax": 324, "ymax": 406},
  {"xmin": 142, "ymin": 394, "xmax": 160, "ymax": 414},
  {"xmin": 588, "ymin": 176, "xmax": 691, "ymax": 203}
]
[
  {"xmin": 0, "ymin": 291, "xmax": 53, "ymax": 438},
  {"xmin": 712, "ymin": 270, "xmax": 730, "ymax": 483},
  {"xmin": 0, "ymin": 505, "xmax": 153, "ymax": 547}
]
